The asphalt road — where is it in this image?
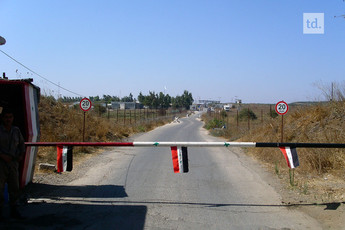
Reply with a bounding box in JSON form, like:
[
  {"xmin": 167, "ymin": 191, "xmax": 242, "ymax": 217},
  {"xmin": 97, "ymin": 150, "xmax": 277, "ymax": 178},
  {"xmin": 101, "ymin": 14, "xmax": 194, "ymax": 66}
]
[{"xmin": 1, "ymin": 112, "xmax": 322, "ymax": 229}]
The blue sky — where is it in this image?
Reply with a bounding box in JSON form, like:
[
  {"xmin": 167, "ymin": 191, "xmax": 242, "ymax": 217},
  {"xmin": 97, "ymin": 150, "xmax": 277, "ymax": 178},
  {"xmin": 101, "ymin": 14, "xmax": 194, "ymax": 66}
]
[{"xmin": 1, "ymin": 0, "xmax": 345, "ymax": 103}]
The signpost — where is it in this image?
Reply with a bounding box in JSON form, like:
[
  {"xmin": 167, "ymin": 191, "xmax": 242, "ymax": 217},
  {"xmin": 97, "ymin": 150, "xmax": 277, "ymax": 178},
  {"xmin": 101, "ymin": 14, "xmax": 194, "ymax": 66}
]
[
  {"xmin": 275, "ymin": 101, "xmax": 288, "ymax": 142},
  {"xmin": 275, "ymin": 101, "xmax": 288, "ymax": 116},
  {"xmin": 80, "ymin": 98, "xmax": 92, "ymax": 142},
  {"xmin": 275, "ymin": 100, "xmax": 293, "ymax": 184}
]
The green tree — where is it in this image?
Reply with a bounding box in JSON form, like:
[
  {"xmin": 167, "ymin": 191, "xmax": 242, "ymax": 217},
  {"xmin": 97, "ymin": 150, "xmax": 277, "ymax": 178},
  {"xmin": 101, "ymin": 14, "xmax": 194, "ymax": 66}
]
[
  {"xmin": 138, "ymin": 92, "xmax": 145, "ymax": 104},
  {"xmin": 163, "ymin": 94, "xmax": 171, "ymax": 108},
  {"xmin": 138, "ymin": 90, "xmax": 192, "ymax": 109},
  {"xmin": 181, "ymin": 90, "xmax": 194, "ymax": 110},
  {"xmin": 103, "ymin": 95, "xmax": 112, "ymax": 104},
  {"xmin": 111, "ymin": 96, "xmax": 120, "ymax": 102},
  {"xmin": 121, "ymin": 93, "xmax": 134, "ymax": 102}
]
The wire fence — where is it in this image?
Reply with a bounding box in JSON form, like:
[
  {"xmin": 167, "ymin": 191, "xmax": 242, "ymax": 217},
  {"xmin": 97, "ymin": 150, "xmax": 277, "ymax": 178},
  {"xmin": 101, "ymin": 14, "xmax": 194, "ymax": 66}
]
[{"xmin": 91, "ymin": 108, "xmax": 187, "ymax": 125}]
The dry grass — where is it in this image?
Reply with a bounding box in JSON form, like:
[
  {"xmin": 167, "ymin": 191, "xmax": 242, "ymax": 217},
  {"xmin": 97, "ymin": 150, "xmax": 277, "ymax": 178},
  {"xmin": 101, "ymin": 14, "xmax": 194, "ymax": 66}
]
[
  {"xmin": 203, "ymin": 101, "xmax": 345, "ymax": 201},
  {"xmin": 36, "ymin": 96, "xmax": 179, "ymax": 167},
  {"xmin": 241, "ymin": 102, "xmax": 345, "ymax": 174}
]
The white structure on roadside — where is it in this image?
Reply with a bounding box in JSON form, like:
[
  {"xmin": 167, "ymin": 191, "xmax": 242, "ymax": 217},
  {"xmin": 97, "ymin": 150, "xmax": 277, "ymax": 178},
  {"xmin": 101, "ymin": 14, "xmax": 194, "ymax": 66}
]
[{"xmin": 108, "ymin": 102, "xmax": 143, "ymax": 110}]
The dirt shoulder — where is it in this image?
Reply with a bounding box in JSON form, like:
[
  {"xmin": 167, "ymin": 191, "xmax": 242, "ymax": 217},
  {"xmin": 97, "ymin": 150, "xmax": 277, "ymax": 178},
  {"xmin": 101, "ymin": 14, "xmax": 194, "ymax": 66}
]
[{"xmin": 235, "ymin": 148, "xmax": 345, "ymax": 230}]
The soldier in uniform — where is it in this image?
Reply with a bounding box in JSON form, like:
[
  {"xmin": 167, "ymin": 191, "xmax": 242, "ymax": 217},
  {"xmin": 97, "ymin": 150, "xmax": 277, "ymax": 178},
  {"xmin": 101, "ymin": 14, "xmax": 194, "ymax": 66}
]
[{"xmin": 0, "ymin": 108, "xmax": 25, "ymax": 220}]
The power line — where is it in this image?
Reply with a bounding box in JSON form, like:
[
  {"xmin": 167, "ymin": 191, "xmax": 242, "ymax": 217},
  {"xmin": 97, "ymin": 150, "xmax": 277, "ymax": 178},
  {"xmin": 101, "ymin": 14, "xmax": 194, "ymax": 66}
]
[{"xmin": 0, "ymin": 49, "xmax": 84, "ymax": 97}]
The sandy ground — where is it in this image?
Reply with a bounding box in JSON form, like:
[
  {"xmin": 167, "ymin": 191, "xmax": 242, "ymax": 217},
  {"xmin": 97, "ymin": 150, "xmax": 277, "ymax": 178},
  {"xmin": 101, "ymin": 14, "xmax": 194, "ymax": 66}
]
[{"xmin": 241, "ymin": 156, "xmax": 345, "ymax": 230}]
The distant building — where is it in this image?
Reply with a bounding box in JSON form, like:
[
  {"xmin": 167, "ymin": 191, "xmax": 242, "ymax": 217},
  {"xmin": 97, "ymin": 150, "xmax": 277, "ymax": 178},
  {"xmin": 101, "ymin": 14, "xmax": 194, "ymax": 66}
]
[
  {"xmin": 108, "ymin": 102, "xmax": 143, "ymax": 110},
  {"xmin": 190, "ymin": 104, "xmax": 198, "ymax": 111},
  {"xmin": 198, "ymin": 99, "xmax": 220, "ymax": 105},
  {"xmin": 191, "ymin": 99, "xmax": 221, "ymax": 111}
]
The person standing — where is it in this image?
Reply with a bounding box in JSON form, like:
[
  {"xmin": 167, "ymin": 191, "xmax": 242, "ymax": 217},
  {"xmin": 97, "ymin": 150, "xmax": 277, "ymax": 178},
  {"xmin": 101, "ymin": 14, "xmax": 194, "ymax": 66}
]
[{"xmin": 0, "ymin": 108, "xmax": 25, "ymax": 220}]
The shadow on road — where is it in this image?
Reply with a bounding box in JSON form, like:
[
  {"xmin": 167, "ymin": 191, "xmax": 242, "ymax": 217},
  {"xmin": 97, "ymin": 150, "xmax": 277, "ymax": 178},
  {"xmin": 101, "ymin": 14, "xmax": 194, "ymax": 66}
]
[
  {"xmin": 0, "ymin": 183, "xmax": 147, "ymax": 230},
  {"xmin": 26, "ymin": 183, "xmax": 128, "ymax": 199},
  {"xmin": 37, "ymin": 198, "xmax": 344, "ymax": 211},
  {"xmin": 2, "ymin": 182, "xmax": 343, "ymax": 229},
  {"xmin": 0, "ymin": 203, "xmax": 147, "ymax": 230}
]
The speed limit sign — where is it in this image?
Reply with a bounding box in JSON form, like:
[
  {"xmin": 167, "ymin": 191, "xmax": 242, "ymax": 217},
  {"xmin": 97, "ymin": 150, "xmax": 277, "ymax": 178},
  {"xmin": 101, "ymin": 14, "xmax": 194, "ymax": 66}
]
[
  {"xmin": 80, "ymin": 98, "xmax": 92, "ymax": 112},
  {"xmin": 275, "ymin": 101, "xmax": 288, "ymax": 115}
]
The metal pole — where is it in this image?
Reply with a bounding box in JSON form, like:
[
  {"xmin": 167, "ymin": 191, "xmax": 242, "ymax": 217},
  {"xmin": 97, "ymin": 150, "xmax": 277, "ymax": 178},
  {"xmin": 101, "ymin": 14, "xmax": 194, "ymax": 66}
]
[
  {"xmin": 270, "ymin": 105, "xmax": 272, "ymax": 118},
  {"xmin": 248, "ymin": 108, "xmax": 250, "ymax": 131},
  {"xmin": 124, "ymin": 109, "xmax": 126, "ymax": 125},
  {"xmin": 83, "ymin": 112, "xmax": 86, "ymax": 142},
  {"xmin": 281, "ymin": 115, "xmax": 284, "ymax": 142},
  {"xmin": 26, "ymin": 141, "xmax": 257, "ymax": 147},
  {"xmin": 26, "ymin": 141, "xmax": 345, "ymax": 148},
  {"xmin": 237, "ymin": 109, "xmax": 239, "ymax": 130}
]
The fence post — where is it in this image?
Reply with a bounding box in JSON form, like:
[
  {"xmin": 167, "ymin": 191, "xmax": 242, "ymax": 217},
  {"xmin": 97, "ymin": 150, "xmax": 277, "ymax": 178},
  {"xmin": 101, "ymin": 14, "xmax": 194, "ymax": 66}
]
[
  {"xmin": 124, "ymin": 109, "xmax": 126, "ymax": 125},
  {"xmin": 156, "ymin": 108, "xmax": 158, "ymax": 125},
  {"xmin": 248, "ymin": 108, "xmax": 250, "ymax": 131},
  {"xmin": 237, "ymin": 109, "xmax": 239, "ymax": 131},
  {"xmin": 270, "ymin": 105, "xmax": 272, "ymax": 118}
]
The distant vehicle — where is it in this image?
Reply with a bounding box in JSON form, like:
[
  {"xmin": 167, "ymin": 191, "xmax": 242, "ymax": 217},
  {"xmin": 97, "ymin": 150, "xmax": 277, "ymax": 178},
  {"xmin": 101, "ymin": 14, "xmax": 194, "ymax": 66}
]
[{"xmin": 223, "ymin": 105, "xmax": 230, "ymax": 111}]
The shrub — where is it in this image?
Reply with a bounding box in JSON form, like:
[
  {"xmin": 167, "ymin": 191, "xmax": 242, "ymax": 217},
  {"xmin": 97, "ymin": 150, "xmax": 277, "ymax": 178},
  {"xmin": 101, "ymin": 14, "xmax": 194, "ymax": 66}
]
[
  {"xmin": 220, "ymin": 110, "xmax": 227, "ymax": 118},
  {"xmin": 93, "ymin": 103, "xmax": 107, "ymax": 115},
  {"xmin": 270, "ymin": 109, "xmax": 278, "ymax": 118},
  {"xmin": 204, "ymin": 118, "xmax": 225, "ymax": 130},
  {"xmin": 239, "ymin": 108, "xmax": 257, "ymax": 120}
]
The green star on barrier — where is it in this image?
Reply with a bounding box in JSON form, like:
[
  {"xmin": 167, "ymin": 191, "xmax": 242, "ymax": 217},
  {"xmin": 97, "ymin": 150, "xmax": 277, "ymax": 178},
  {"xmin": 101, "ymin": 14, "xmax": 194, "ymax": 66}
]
[
  {"xmin": 153, "ymin": 142, "xmax": 159, "ymax": 146},
  {"xmin": 224, "ymin": 142, "xmax": 230, "ymax": 147}
]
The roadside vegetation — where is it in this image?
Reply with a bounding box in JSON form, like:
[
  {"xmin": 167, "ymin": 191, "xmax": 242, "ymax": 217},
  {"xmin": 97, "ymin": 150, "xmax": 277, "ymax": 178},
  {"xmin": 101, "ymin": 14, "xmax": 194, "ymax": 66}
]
[
  {"xmin": 61, "ymin": 90, "xmax": 194, "ymax": 110},
  {"xmin": 202, "ymin": 85, "xmax": 345, "ymax": 201},
  {"xmin": 36, "ymin": 92, "xmax": 190, "ymax": 170}
]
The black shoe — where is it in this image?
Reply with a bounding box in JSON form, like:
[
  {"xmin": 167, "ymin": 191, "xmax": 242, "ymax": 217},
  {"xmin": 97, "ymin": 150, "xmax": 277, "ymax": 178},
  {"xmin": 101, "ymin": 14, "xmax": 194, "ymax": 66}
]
[{"xmin": 10, "ymin": 207, "xmax": 25, "ymax": 220}]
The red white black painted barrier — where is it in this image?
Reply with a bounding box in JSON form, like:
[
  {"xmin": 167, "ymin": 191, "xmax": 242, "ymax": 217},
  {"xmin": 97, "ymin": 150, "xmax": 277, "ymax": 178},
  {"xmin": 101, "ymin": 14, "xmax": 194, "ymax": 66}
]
[
  {"xmin": 25, "ymin": 141, "xmax": 345, "ymax": 173},
  {"xmin": 170, "ymin": 146, "xmax": 189, "ymax": 173},
  {"xmin": 56, "ymin": 146, "xmax": 73, "ymax": 173},
  {"xmin": 279, "ymin": 147, "xmax": 299, "ymax": 169}
]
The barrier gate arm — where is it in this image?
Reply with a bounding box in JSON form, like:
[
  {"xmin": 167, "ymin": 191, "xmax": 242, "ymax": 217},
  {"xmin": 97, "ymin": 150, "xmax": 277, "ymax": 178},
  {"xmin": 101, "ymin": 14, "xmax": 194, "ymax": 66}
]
[
  {"xmin": 25, "ymin": 141, "xmax": 345, "ymax": 148},
  {"xmin": 25, "ymin": 142, "xmax": 345, "ymax": 173}
]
